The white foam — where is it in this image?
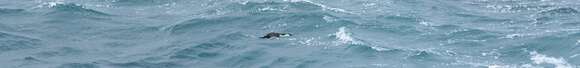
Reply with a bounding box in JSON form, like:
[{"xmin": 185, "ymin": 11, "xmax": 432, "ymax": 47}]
[
  {"xmin": 502, "ymin": 34, "xmax": 524, "ymax": 39},
  {"xmin": 369, "ymin": 64, "xmax": 389, "ymax": 67},
  {"xmin": 570, "ymin": 54, "xmax": 580, "ymax": 58},
  {"xmin": 481, "ymin": 51, "xmax": 576, "ymax": 68},
  {"xmin": 529, "ymin": 51, "xmax": 574, "ymax": 68},
  {"xmin": 238, "ymin": 1, "xmax": 249, "ymax": 5},
  {"xmin": 35, "ymin": 1, "xmax": 66, "ymax": 8},
  {"xmin": 334, "ymin": 27, "xmax": 357, "ymax": 44},
  {"xmin": 284, "ymin": 0, "xmax": 357, "ymax": 14},
  {"xmin": 419, "ymin": 21, "xmax": 432, "ymax": 26},
  {"xmin": 299, "ymin": 38, "xmax": 314, "ymax": 45},
  {"xmin": 370, "ymin": 46, "xmax": 390, "ymax": 51},
  {"xmin": 487, "ymin": 64, "xmax": 513, "ymax": 68},
  {"xmin": 322, "ymin": 15, "xmax": 338, "ymax": 22},
  {"xmin": 486, "ymin": 63, "xmax": 544, "ymax": 68},
  {"xmin": 258, "ymin": 7, "xmax": 285, "ymax": 11}
]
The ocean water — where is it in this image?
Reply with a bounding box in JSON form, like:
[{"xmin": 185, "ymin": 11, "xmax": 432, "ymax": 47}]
[{"xmin": 0, "ymin": 0, "xmax": 579, "ymax": 68}]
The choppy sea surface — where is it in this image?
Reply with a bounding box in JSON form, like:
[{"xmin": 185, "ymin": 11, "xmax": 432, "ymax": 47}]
[{"xmin": 1, "ymin": 0, "xmax": 580, "ymax": 68}]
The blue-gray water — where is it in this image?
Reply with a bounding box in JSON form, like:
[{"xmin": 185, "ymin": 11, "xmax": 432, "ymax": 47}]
[{"xmin": 1, "ymin": 0, "xmax": 580, "ymax": 68}]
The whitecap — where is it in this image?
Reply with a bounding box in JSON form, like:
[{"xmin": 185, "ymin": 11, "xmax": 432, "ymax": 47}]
[
  {"xmin": 332, "ymin": 27, "xmax": 359, "ymax": 44},
  {"xmin": 481, "ymin": 51, "xmax": 576, "ymax": 68},
  {"xmin": 369, "ymin": 46, "xmax": 390, "ymax": 51},
  {"xmin": 34, "ymin": 0, "xmax": 66, "ymax": 8},
  {"xmin": 530, "ymin": 51, "xmax": 574, "ymax": 68}
]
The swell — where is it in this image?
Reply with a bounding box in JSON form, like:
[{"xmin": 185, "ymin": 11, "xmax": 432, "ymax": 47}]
[
  {"xmin": 92, "ymin": 26, "xmax": 162, "ymax": 40},
  {"xmin": 451, "ymin": 13, "xmax": 512, "ymax": 23},
  {"xmin": 534, "ymin": 8, "xmax": 579, "ymax": 19},
  {"xmin": 163, "ymin": 12, "xmax": 346, "ymax": 35},
  {"xmin": 170, "ymin": 42, "xmax": 235, "ymax": 60},
  {"xmin": 194, "ymin": 0, "xmax": 355, "ymax": 18},
  {"xmin": 260, "ymin": 57, "xmax": 320, "ymax": 68},
  {"xmin": 107, "ymin": 61, "xmax": 183, "ymax": 68},
  {"xmin": 230, "ymin": 1, "xmax": 323, "ymax": 12},
  {"xmin": 110, "ymin": 0, "xmax": 175, "ymax": 6},
  {"xmin": 469, "ymin": 0, "xmax": 556, "ymax": 13},
  {"xmin": 0, "ymin": 0, "xmax": 577, "ymax": 68},
  {"xmin": 490, "ymin": 32, "xmax": 580, "ymax": 65},
  {"xmin": 63, "ymin": 60, "xmax": 183, "ymax": 68},
  {"xmin": 240, "ymin": 0, "xmax": 357, "ymax": 14},
  {"xmin": 161, "ymin": 1, "xmax": 363, "ymax": 36},
  {"xmin": 533, "ymin": 7, "xmax": 579, "ymax": 27},
  {"xmin": 537, "ymin": 7, "xmax": 579, "ymax": 15},
  {"xmin": 376, "ymin": 15, "xmax": 422, "ymax": 25},
  {"xmin": 58, "ymin": 63, "xmax": 99, "ymax": 68},
  {"xmin": 440, "ymin": 29, "xmax": 501, "ymax": 41},
  {"xmin": 0, "ymin": 8, "xmax": 24, "ymax": 15},
  {"xmin": 36, "ymin": 19, "xmax": 132, "ymax": 41},
  {"xmin": 510, "ymin": 34, "xmax": 580, "ymax": 54},
  {"xmin": 0, "ymin": 32, "xmax": 41, "ymax": 54},
  {"xmin": 35, "ymin": 47, "xmax": 83, "ymax": 58},
  {"xmin": 345, "ymin": 44, "xmax": 455, "ymax": 61}
]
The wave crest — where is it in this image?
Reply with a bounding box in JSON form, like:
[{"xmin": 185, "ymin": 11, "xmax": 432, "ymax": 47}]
[{"xmin": 40, "ymin": 3, "xmax": 112, "ymax": 18}]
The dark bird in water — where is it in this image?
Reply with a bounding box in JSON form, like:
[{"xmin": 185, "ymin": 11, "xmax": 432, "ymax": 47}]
[{"xmin": 260, "ymin": 32, "xmax": 292, "ymax": 39}]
